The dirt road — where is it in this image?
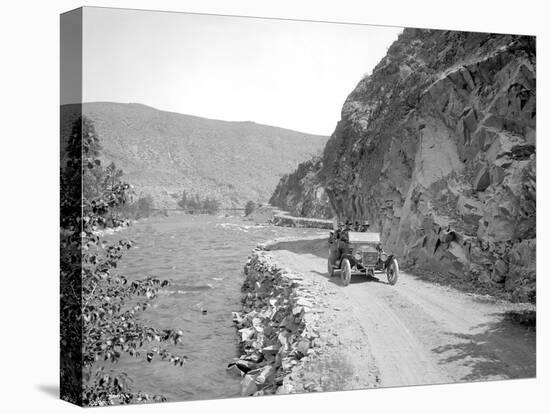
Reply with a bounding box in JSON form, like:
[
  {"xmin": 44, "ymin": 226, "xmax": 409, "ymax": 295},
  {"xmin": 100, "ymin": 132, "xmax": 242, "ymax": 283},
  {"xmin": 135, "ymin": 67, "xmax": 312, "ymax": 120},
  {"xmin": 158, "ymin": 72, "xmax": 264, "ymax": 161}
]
[{"xmin": 267, "ymin": 237, "xmax": 536, "ymax": 389}]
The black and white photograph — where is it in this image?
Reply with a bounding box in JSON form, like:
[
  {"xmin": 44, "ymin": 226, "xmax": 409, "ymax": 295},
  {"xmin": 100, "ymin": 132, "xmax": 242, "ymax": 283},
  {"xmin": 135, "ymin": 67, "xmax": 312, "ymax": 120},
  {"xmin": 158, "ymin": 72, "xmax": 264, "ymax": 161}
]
[
  {"xmin": 59, "ymin": 5, "xmax": 538, "ymax": 407},
  {"xmin": 2, "ymin": 1, "xmax": 547, "ymax": 413}
]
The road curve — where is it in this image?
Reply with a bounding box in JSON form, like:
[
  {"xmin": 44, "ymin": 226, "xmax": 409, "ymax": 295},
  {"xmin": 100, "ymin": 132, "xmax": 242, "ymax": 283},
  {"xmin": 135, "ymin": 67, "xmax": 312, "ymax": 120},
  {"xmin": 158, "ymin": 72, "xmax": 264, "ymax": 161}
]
[{"xmin": 267, "ymin": 237, "xmax": 535, "ymax": 388}]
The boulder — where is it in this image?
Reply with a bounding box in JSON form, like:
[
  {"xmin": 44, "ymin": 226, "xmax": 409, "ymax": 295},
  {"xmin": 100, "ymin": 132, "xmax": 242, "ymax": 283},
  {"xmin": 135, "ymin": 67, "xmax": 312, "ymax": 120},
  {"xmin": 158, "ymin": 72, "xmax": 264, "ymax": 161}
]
[
  {"xmin": 239, "ymin": 327, "xmax": 255, "ymax": 342},
  {"xmin": 493, "ymin": 259, "xmax": 508, "ymax": 278},
  {"xmin": 226, "ymin": 363, "xmax": 244, "ymax": 377},
  {"xmin": 261, "ymin": 345, "xmax": 280, "ymax": 356},
  {"xmin": 439, "ymin": 230, "xmax": 456, "ymax": 244},
  {"xmin": 241, "ymin": 373, "xmax": 258, "ymax": 396},
  {"xmin": 235, "ymin": 359, "xmax": 259, "ymax": 374},
  {"xmin": 296, "ymin": 339, "xmax": 310, "ymax": 356},
  {"xmin": 255, "ymin": 365, "xmax": 275, "ymax": 385},
  {"xmin": 490, "ymin": 166, "xmax": 505, "ymax": 186},
  {"xmin": 473, "ymin": 167, "xmax": 491, "ymax": 192},
  {"xmin": 478, "ymin": 270, "xmax": 491, "ymax": 284}
]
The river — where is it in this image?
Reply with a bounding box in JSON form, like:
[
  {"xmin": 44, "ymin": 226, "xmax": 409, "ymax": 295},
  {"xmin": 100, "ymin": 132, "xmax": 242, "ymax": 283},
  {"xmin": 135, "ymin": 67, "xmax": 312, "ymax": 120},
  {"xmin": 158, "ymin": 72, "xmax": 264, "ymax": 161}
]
[{"xmin": 104, "ymin": 213, "xmax": 326, "ymax": 401}]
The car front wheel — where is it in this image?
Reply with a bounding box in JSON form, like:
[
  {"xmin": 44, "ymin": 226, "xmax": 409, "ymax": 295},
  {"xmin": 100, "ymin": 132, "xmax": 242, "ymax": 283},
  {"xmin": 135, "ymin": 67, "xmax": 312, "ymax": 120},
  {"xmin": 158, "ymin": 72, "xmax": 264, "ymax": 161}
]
[
  {"xmin": 341, "ymin": 258, "xmax": 351, "ymax": 286},
  {"xmin": 386, "ymin": 258, "xmax": 399, "ymax": 285}
]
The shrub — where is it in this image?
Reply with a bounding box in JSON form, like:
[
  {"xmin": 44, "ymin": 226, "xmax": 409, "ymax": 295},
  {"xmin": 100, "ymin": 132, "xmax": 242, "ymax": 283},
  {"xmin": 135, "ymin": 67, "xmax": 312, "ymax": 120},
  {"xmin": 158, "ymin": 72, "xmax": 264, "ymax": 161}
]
[
  {"xmin": 116, "ymin": 194, "xmax": 155, "ymax": 220},
  {"xmin": 245, "ymin": 200, "xmax": 257, "ymax": 216},
  {"xmin": 177, "ymin": 190, "xmax": 221, "ymax": 214},
  {"xmin": 60, "ymin": 117, "xmax": 184, "ymax": 406}
]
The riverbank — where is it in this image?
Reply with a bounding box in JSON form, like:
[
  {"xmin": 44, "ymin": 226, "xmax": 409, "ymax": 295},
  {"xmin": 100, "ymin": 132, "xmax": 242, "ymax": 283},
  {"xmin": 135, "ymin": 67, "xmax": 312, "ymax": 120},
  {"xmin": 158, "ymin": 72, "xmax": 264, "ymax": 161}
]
[
  {"xmin": 272, "ymin": 213, "xmax": 333, "ymax": 229},
  {"xmin": 229, "ymin": 238, "xmax": 379, "ymax": 396},
  {"xmin": 101, "ymin": 215, "xmax": 326, "ymax": 400},
  {"xmin": 246, "ymin": 204, "xmax": 334, "ymax": 230},
  {"xmin": 91, "ymin": 210, "xmax": 230, "ymax": 238}
]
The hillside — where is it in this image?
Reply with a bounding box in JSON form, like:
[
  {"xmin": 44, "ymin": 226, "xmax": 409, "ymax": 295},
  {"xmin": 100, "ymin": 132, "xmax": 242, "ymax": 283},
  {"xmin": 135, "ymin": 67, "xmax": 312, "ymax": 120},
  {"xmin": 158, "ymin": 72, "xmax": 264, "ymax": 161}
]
[
  {"xmin": 270, "ymin": 29, "xmax": 536, "ymax": 302},
  {"xmin": 61, "ymin": 102, "xmax": 328, "ymax": 208}
]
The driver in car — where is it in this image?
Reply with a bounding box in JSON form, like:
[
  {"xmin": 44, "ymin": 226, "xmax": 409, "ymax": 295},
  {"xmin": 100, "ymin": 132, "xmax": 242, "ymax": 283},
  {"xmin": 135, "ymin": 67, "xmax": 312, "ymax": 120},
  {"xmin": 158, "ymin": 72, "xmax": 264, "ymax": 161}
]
[{"xmin": 341, "ymin": 219, "xmax": 352, "ymax": 242}]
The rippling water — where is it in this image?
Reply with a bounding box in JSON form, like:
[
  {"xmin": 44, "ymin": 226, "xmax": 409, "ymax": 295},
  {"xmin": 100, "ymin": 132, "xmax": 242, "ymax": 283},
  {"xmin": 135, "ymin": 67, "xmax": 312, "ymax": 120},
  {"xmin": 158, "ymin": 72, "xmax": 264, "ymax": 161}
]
[{"xmin": 104, "ymin": 214, "xmax": 325, "ymax": 401}]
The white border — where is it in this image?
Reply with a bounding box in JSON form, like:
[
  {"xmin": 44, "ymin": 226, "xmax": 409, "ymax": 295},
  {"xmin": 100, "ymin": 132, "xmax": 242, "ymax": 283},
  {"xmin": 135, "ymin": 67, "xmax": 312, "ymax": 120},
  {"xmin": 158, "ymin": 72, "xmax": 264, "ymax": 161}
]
[{"xmin": 0, "ymin": 1, "xmax": 547, "ymax": 413}]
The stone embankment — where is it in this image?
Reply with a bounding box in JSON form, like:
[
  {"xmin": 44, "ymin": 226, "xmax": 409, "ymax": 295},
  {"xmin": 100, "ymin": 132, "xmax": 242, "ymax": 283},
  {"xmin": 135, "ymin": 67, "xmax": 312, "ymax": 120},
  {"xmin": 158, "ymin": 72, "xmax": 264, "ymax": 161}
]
[
  {"xmin": 245, "ymin": 204, "xmax": 333, "ymax": 229},
  {"xmin": 228, "ymin": 240, "xmax": 378, "ymax": 396},
  {"xmin": 228, "ymin": 244, "xmax": 321, "ymax": 396}
]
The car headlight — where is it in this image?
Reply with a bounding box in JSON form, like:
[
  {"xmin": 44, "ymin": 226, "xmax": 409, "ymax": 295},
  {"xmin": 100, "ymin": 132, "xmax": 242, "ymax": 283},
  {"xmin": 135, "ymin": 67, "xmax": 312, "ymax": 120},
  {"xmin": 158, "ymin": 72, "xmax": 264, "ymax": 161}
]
[
  {"xmin": 380, "ymin": 253, "xmax": 388, "ymax": 262},
  {"xmin": 354, "ymin": 251, "xmax": 362, "ymax": 261}
]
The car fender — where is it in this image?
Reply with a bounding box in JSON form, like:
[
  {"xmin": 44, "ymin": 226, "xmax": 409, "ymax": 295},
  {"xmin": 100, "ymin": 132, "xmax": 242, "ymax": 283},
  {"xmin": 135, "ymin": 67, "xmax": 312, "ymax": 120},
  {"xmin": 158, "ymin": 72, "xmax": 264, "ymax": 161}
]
[
  {"xmin": 341, "ymin": 253, "xmax": 357, "ymax": 268},
  {"xmin": 384, "ymin": 254, "xmax": 397, "ymax": 266}
]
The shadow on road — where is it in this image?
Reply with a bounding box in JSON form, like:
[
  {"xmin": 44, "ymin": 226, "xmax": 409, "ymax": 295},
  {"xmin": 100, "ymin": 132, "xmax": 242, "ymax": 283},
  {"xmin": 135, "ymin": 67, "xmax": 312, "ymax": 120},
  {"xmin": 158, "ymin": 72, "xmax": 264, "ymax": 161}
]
[
  {"xmin": 311, "ymin": 270, "xmax": 389, "ymax": 287},
  {"xmin": 267, "ymin": 238, "xmax": 328, "ymax": 259},
  {"xmin": 431, "ymin": 313, "xmax": 536, "ymax": 381}
]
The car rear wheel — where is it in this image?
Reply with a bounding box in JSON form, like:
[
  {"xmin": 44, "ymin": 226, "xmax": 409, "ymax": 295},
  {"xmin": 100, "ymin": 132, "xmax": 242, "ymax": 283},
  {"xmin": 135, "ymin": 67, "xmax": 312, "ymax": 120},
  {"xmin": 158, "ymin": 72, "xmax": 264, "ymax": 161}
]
[
  {"xmin": 341, "ymin": 258, "xmax": 351, "ymax": 286},
  {"xmin": 327, "ymin": 251, "xmax": 335, "ymax": 277},
  {"xmin": 386, "ymin": 258, "xmax": 399, "ymax": 285}
]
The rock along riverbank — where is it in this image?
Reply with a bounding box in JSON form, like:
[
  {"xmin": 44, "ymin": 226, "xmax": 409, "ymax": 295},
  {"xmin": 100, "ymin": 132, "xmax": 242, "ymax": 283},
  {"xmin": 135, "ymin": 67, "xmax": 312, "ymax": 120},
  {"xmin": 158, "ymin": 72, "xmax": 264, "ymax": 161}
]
[
  {"xmin": 246, "ymin": 204, "xmax": 334, "ymax": 230},
  {"xmin": 272, "ymin": 213, "xmax": 333, "ymax": 230},
  {"xmin": 228, "ymin": 238, "xmax": 379, "ymax": 396}
]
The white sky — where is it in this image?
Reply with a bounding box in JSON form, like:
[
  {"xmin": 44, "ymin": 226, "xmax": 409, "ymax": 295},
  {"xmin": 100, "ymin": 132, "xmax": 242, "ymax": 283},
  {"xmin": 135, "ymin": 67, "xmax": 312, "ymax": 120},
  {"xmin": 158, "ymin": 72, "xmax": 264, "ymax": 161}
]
[{"xmin": 81, "ymin": 7, "xmax": 402, "ymax": 136}]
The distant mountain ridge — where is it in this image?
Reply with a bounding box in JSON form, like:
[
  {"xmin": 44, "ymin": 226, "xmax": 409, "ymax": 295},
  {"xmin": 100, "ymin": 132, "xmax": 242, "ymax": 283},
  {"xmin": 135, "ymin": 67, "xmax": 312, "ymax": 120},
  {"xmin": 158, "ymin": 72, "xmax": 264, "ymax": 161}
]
[{"xmin": 61, "ymin": 102, "xmax": 328, "ymax": 208}]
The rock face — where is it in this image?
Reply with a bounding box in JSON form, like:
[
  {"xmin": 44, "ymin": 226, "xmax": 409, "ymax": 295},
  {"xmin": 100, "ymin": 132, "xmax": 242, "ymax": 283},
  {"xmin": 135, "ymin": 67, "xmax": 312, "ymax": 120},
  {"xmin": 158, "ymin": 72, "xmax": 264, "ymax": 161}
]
[
  {"xmin": 61, "ymin": 102, "xmax": 328, "ymax": 208},
  {"xmin": 269, "ymin": 157, "xmax": 333, "ymax": 219},
  {"xmin": 272, "ymin": 30, "xmax": 536, "ymax": 302}
]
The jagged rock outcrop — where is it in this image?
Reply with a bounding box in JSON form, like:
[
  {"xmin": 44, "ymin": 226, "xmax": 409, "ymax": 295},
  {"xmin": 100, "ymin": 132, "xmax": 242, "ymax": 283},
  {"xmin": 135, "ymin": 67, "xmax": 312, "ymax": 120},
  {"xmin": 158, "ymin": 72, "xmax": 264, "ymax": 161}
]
[
  {"xmin": 272, "ymin": 29, "xmax": 536, "ymax": 302},
  {"xmin": 269, "ymin": 157, "xmax": 333, "ymax": 219}
]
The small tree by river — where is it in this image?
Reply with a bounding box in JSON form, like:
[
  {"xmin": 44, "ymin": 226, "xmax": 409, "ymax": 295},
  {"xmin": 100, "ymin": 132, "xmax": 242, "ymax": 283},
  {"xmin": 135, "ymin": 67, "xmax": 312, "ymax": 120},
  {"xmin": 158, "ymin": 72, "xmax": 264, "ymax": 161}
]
[
  {"xmin": 115, "ymin": 194, "xmax": 155, "ymax": 220},
  {"xmin": 177, "ymin": 190, "xmax": 221, "ymax": 214},
  {"xmin": 245, "ymin": 200, "xmax": 257, "ymax": 216},
  {"xmin": 60, "ymin": 117, "xmax": 185, "ymax": 406}
]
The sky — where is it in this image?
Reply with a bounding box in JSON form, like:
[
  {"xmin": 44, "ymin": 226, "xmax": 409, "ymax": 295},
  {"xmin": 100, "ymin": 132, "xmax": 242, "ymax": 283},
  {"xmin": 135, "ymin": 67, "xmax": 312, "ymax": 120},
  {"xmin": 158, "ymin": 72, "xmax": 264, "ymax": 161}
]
[{"xmin": 79, "ymin": 7, "xmax": 403, "ymax": 136}]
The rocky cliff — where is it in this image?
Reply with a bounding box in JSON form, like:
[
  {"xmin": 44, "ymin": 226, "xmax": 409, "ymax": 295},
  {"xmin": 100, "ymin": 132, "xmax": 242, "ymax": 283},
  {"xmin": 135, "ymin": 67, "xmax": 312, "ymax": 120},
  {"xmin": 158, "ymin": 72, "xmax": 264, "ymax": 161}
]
[
  {"xmin": 61, "ymin": 102, "xmax": 328, "ymax": 208},
  {"xmin": 269, "ymin": 157, "xmax": 333, "ymax": 219},
  {"xmin": 271, "ymin": 29, "xmax": 536, "ymax": 302}
]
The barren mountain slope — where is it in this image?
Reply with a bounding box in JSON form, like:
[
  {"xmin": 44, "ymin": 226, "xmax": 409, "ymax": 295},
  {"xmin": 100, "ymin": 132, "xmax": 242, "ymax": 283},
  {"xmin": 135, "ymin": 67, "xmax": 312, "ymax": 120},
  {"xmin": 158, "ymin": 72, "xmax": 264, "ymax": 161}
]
[
  {"xmin": 270, "ymin": 30, "xmax": 536, "ymax": 302},
  {"xmin": 61, "ymin": 102, "xmax": 328, "ymax": 208}
]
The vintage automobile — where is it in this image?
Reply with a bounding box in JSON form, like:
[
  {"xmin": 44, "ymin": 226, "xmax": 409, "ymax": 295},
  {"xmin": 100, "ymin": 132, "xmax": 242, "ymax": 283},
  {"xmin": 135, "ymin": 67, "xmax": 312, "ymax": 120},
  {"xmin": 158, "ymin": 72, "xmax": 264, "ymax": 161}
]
[{"xmin": 327, "ymin": 230, "xmax": 399, "ymax": 286}]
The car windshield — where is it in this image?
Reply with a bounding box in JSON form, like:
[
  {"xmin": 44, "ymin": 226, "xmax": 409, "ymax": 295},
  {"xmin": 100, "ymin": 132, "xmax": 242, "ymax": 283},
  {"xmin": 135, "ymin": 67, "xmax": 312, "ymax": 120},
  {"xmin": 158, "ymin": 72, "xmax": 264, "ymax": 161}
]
[{"xmin": 347, "ymin": 232, "xmax": 380, "ymax": 243}]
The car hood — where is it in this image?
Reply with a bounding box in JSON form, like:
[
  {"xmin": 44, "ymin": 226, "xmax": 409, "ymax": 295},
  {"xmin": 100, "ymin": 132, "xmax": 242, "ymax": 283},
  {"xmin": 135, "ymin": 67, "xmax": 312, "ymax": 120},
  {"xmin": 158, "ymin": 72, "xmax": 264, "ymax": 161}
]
[{"xmin": 352, "ymin": 243, "xmax": 378, "ymax": 252}]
